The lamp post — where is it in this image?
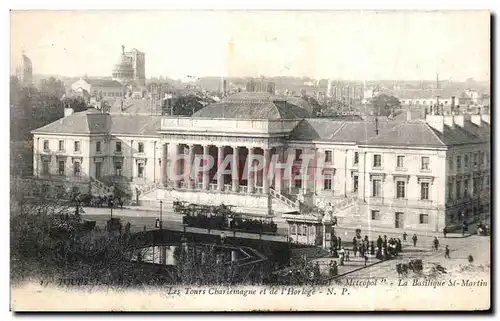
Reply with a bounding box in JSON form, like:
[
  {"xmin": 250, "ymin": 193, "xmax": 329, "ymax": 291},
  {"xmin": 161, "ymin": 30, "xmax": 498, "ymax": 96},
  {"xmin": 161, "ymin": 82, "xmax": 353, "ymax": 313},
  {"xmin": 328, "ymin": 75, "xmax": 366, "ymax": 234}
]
[{"xmin": 160, "ymin": 200, "xmax": 163, "ymax": 230}]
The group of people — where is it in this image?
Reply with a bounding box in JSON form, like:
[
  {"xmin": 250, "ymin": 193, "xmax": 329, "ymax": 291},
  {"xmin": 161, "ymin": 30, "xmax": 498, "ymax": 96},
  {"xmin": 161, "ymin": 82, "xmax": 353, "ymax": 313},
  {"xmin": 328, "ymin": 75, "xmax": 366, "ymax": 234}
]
[{"xmin": 376, "ymin": 235, "xmax": 403, "ymax": 260}]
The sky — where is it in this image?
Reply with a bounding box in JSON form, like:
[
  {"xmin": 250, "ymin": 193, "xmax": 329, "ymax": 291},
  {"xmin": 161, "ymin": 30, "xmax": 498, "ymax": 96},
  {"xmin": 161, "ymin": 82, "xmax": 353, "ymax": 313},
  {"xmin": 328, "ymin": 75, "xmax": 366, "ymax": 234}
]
[{"xmin": 10, "ymin": 10, "xmax": 490, "ymax": 81}]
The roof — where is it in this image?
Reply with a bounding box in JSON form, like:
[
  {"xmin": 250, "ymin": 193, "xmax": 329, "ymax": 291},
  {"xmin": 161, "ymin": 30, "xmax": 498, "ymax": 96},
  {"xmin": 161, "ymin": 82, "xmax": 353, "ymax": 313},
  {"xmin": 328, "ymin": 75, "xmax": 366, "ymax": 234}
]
[
  {"xmin": 192, "ymin": 92, "xmax": 311, "ymax": 120},
  {"xmin": 289, "ymin": 117, "xmax": 489, "ymax": 147},
  {"xmin": 83, "ymin": 78, "xmax": 124, "ymax": 88},
  {"xmin": 379, "ymin": 88, "xmax": 465, "ymax": 100},
  {"xmin": 32, "ymin": 108, "xmax": 161, "ymax": 136}
]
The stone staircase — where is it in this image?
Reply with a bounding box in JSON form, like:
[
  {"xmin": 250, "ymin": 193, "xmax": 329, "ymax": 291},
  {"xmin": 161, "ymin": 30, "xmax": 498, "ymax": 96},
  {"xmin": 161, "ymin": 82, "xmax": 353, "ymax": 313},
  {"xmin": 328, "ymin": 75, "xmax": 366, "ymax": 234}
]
[
  {"xmin": 316, "ymin": 193, "xmax": 360, "ymax": 224},
  {"xmin": 270, "ymin": 188, "xmax": 301, "ymax": 212},
  {"xmin": 89, "ymin": 175, "xmax": 114, "ymax": 196}
]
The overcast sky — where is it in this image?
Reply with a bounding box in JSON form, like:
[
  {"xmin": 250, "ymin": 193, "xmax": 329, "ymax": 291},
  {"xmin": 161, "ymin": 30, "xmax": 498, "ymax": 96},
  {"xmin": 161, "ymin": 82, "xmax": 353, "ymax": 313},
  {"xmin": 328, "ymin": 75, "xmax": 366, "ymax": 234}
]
[{"xmin": 10, "ymin": 10, "xmax": 490, "ymax": 81}]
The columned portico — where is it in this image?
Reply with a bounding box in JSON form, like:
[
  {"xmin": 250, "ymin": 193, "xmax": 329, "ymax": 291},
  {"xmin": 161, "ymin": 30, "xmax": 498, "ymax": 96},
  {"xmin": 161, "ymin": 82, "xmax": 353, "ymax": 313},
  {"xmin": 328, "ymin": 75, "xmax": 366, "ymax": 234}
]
[
  {"xmin": 202, "ymin": 145, "xmax": 210, "ymax": 190},
  {"xmin": 247, "ymin": 147, "xmax": 255, "ymax": 193},
  {"xmin": 263, "ymin": 148, "xmax": 271, "ymax": 194},
  {"xmin": 232, "ymin": 146, "xmax": 240, "ymax": 192}
]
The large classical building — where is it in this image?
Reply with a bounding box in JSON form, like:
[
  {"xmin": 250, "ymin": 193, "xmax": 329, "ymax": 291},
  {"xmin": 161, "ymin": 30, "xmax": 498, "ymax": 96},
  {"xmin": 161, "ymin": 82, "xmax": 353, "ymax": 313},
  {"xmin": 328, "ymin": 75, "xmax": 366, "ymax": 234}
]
[
  {"xmin": 112, "ymin": 45, "xmax": 146, "ymax": 88},
  {"xmin": 30, "ymin": 92, "xmax": 490, "ymax": 233}
]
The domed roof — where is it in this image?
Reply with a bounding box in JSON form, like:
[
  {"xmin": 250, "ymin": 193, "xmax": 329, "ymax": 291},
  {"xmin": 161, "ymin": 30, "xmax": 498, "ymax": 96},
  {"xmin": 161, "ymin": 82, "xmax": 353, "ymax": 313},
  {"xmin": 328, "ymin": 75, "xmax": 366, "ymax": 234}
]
[
  {"xmin": 113, "ymin": 54, "xmax": 133, "ymax": 71},
  {"xmin": 192, "ymin": 92, "xmax": 311, "ymax": 120},
  {"xmin": 14, "ymin": 54, "xmax": 32, "ymax": 71}
]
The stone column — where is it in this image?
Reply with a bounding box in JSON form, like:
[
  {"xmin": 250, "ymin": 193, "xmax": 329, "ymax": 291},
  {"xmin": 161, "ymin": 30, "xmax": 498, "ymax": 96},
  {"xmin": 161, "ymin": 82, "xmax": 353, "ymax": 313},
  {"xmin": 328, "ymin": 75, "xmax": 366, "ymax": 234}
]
[
  {"xmin": 202, "ymin": 145, "xmax": 210, "ymax": 190},
  {"xmin": 247, "ymin": 147, "xmax": 255, "ymax": 193},
  {"xmin": 232, "ymin": 146, "xmax": 240, "ymax": 192},
  {"xmin": 188, "ymin": 144, "xmax": 195, "ymax": 189},
  {"xmin": 263, "ymin": 148, "xmax": 270, "ymax": 194},
  {"xmin": 217, "ymin": 145, "xmax": 224, "ymax": 191},
  {"xmin": 161, "ymin": 143, "xmax": 168, "ymax": 186},
  {"xmin": 173, "ymin": 144, "xmax": 181, "ymax": 188},
  {"xmin": 275, "ymin": 147, "xmax": 283, "ymax": 193}
]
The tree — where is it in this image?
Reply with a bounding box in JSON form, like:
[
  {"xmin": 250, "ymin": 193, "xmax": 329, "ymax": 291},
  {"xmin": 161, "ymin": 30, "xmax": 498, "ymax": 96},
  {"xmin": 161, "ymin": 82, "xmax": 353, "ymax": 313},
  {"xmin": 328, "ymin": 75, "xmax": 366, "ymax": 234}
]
[
  {"xmin": 39, "ymin": 77, "xmax": 65, "ymax": 99},
  {"xmin": 172, "ymin": 95, "xmax": 205, "ymax": 116},
  {"xmin": 369, "ymin": 94, "xmax": 401, "ymax": 116}
]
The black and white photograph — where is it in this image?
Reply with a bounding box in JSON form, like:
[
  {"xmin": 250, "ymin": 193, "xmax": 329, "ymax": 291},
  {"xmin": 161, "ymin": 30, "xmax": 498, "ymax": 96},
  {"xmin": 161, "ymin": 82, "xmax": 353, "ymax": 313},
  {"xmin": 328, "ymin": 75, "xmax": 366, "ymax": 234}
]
[{"xmin": 9, "ymin": 9, "xmax": 491, "ymax": 311}]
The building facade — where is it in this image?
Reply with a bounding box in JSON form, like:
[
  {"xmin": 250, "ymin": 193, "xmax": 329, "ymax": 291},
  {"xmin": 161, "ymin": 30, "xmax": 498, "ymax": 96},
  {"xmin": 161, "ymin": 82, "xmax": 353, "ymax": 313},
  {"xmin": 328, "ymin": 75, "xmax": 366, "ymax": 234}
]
[{"xmin": 31, "ymin": 92, "xmax": 490, "ymax": 233}]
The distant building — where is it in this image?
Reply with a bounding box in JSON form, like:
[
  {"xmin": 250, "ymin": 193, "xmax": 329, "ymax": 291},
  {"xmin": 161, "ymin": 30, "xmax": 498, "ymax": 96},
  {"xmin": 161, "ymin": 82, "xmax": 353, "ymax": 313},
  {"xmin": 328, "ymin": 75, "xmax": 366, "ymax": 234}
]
[
  {"xmin": 112, "ymin": 45, "xmax": 146, "ymax": 88},
  {"xmin": 71, "ymin": 78, "xmax": 124, "ymax": 99},
  {"xmin": 15, "ymin": 53, "xmax": 33, "ymax": 86}
]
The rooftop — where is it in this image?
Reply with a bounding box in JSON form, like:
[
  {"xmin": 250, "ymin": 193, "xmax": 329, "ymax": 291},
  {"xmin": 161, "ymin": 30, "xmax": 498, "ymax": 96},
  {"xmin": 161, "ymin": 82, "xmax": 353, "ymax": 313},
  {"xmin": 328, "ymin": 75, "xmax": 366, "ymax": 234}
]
[{"xmin": 192, "ymin": 92, "xmax": 311, "ymax": 120}]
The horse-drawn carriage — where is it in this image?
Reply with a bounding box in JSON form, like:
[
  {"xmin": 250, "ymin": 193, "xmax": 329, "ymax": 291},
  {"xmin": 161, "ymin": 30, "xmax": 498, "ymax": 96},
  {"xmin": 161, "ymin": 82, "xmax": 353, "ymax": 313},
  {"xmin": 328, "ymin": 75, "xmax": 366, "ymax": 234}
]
[
  {"xmin": 182, "ymin": 204, "xmax": 228, "ymax": 230},
  {"xmin": 396, "ymin": 259, "xmax": 423, "ymax": 277}
]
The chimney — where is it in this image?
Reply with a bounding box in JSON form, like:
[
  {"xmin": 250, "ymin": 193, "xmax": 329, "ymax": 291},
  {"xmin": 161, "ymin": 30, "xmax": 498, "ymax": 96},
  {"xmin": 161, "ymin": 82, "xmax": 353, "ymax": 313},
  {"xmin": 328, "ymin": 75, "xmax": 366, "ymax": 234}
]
[
  {"xmin": 471, "ymin": 115, "xmax": 482, "ymax": 127},
  {"xmin": 453, "ymin": 114, "xmax": 470, "ymax": 127},
  {"xmin": 64, "ymin": 103, "xmax": 74, "ymax": 117},
  {"xmin": 425, "ymin": 114, "xmax": 444, "ymax": 133},
  {"xmin": 443, "ymin": 115, "xmax": 454, "ymax": 127},
  {"xmin": 406, "ymin": 110, "xmax": 412, "ymax": 121}
]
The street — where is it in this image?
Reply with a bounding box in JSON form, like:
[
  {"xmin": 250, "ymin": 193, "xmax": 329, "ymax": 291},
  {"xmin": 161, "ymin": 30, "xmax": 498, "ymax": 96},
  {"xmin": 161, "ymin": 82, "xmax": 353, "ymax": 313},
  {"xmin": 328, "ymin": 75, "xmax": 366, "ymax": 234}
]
[{"xmin": 337, "ymin": 235, "xmax": 491, "ymax": 280}]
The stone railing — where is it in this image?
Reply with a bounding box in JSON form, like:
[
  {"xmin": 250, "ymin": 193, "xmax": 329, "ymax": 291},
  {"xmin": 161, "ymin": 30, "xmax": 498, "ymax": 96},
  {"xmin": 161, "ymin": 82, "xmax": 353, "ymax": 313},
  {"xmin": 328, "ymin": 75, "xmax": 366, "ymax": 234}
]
[{"xmin": 270, "ymin": 187, "xmax": 300, "ymax": 210}]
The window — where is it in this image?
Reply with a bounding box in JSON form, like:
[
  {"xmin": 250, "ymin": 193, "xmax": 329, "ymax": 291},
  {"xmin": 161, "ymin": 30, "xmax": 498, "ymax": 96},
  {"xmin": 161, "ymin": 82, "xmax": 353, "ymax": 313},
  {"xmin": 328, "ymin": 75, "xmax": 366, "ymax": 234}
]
[
  {"xmin": 138, "ymin": 163, "xmax": 145, "ymax": 178},
  {"xmin": 58, "ymin": 160, "xmax": 65, "ymax": 176},
  {"xmin": 323, "ymin": 175, "xmax": 332, "ymax": 190},
  {"xmin": 396, "ymin": 181, "xmax": 406, "ymax": 199},
  {"xmin": 373, "ymin": 154, "xmax": 382, "ymax": 168},
  {"xmin": 58, "ymin": 140, "xmax": 65, "ymax": 152},
  {"xmin": 353, "ymin": 175, "xmax": 359, "ymax": 192},
  {"xmin": 448, "ymin": 158, "xmax": 453, "ymax": 171},
  {"xmin": 479, "ymin": 152, "xmax": 484, "ymax": 166},
  {"xmin": 290, "ymin": 224, "xmax": 296, "ymax": 235},
  {"xmin": 302, "ymin": 225, "xmax": 307, "ymax": 236},
  {"xmin": 114, "ymin": 162, "xmax": 122, "ymax": 176},
  {"xmin": 96, "ymin": 141, "xmax": 102, "ymax": 153},
  {"xmin": 464, "ymin": 154, "xmax": 469, "ymax": 168},
  {"xmin": 295, "ymin": 149, "xmax": 302, "ymax": 161},
  {"xmin": 138, "ymin": 142, "xmax": 145, "ymax": 153},
  {"xmin": 421, "ymin": 157, "xmax": 430, "ymax": 170},
  {"xmin": 448, "ymin": 179, "xmax": 453, "ymax": 200},
  {"xmin": 473, "ymin": 177, "xmax": 481, "ymax": 195},
  {"xmin": 294, "ymin": 179, "xmax": 302, "ymax": 189},
  {"xmin": 421, "ymin": 182, "xmax": 430, "ymax": 200},
  {"xmin": 74, "ymin": 141, "xmax": 80, "ymax": 152},
  {"xmin": 42, "ymin": 160, "xmax": 49, "ymax": 175},
  {"xmin": 371, "ymin": 210, "xmax": 380, "ymax": 220},
  {"xmin": 464, "ymin": 179, "xmax": 469, "ymax": 198},
  {"xmin": 456, "ymin": 156, "xmax": 461, "ymax": 170},
  {"xmin": 419, "ymin": 214, "xmax": 429, "ymax": 224},
  {"xmin": 43, "ymin": 140, "xmax": 49, "ymax": 151},
  {"xmin": 73, "ymin": 162, "xmax": 81, "ymax": 176},
  {"xmin": 455, "ymin": 180, "xmax": 461, "ymax": 199},
  {"xmin": 354, "ymin": 152, "xmax": 359, "ymax": 165},
  {"xmin": 473, "ymin": 153, "xmax": 479, "ymax": 166},
  {"xmin": 397, "ymin": 155, "xmax": 405, "ymax": 168},
  {"xmin": 324, "ymin": 150, "xmax": 332, "ymax": 163},
  {"xmin": 115, "ymin": 142, "xmax": 122, "ymax": 153},
  {"xmin": 372, "ymin": 179, "xmax": 382, "ymax": 197}
]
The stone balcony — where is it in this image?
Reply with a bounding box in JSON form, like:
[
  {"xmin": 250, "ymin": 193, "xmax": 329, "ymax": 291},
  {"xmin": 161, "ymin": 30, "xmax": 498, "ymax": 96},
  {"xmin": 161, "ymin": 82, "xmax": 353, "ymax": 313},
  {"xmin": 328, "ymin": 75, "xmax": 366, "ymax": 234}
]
[{"xmin": 159, "ymin": 116, "xmax": 300, "ymax": 137}]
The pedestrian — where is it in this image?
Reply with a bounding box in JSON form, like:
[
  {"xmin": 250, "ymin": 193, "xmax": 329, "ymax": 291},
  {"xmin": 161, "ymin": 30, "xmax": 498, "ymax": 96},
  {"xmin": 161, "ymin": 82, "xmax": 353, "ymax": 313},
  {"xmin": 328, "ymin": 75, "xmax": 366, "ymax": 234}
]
[
  {"xmin": 397, "ymin": 239, "xmax": 402, "ymax": 253},
  {"xmin": 443, "ymin": 227, "xmax": 447, "ymax": 238},
  {"xmin": 370, "ymin": 241, "xmax": 375, "ymax": 256},
  {"xmin": 314, "ymin": 262, "xmax": 320, "ymax": 279},
  {"xmin": 339, "ymin": 247, "xmax": 345, "ymax": 260},
  {"xmin": 353, "ymin": 243, "xmax": 358, "ymax": 257},
  {"xmin": 337, "ymin": 237, "xmax": 342, "ymax": 250},
  {"xmin": 445, "ymin": 245, "xmax": 450, "ymax": 259},
  {"xmin": 345, "ymin": 248, "xmax": 350, "ymax": 262},
  {"xmin": 462, "ymin": 222, "xmax": 468, "ymax": 236},
  {"xmin": 377, "ymin": 235, "xmax": 383, "ymax": 249},
  {"xmin": 403, "ymin": 232, "xmax": 408, "ymax": 242},
  {"xmin": 412, "ymin": 234, "xmax": 418, "ymax": 247},
  {"xmin": 352, "ymin": 236, "xmax": 357, "ymax": 247},
  {"xmin": 331, "ymin": 261, "xmax": 338, "ymax": 276},
  {"xmin": 433, "ymin": 237, "xmax": 439, "ymax": 251},
  {"xmin": 364, "ymin": 254, "xmax": 369, "ymax": 266}
]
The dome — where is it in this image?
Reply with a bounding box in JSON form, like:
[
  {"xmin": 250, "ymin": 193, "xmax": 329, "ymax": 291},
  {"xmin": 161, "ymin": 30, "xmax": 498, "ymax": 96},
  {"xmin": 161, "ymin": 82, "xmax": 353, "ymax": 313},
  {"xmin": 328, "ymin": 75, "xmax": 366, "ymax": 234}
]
[
  {"xmin": 113, "ymin": 54, "xmax": 133, "ymax": 72},
  {"xmin": 192, "ymin": 92, "xmax": 311, "ymax": 120},
  {"xmin": 15, "ymin": 54, "xmax": 32, "ymax": 73}
]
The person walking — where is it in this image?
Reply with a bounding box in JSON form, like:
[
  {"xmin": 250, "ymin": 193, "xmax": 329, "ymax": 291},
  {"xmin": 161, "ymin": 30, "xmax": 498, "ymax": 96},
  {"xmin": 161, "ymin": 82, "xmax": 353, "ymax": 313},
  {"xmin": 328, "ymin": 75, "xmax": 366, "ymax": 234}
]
[
  {"xmin": 433, "ymin": 237, "xmax": 440, "ymax": 251},
  {"xmin": 345, "ymin": 248, "xmax": 350, "ymax": 262},
  {"xmin": 443, "ymin": 227, "xmax": 447, "ymax": 238},
  {"xmin": 403, "ymin": 232, "xmax": 408, "ymax": 243},
  {"xmin": 445, "ymin": 245, "xmax": 451, "ymax": 259},
  {"xmin": 337, "ymin": 237, "xmax": 342, "ymax": 250},
  {"xmin": 412, "ymin": 234, "xmax": 418, "ymax": 247},
  {"xmin": 377, "ymin": 235, "xmax": 383, "ymax": 250}
]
